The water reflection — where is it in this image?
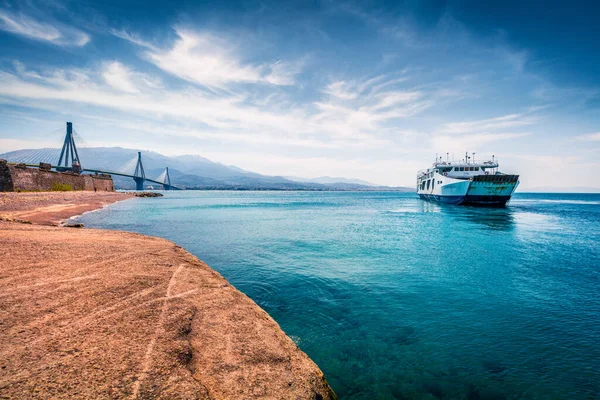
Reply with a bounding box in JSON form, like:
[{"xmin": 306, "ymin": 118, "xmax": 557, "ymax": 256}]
[
  {"xmin": 431, "ymin": 202, "xmax": 517, "ymax": 231},
  {"xmin": 418, "ymin": 200, "xmax": 442, "ymax": 213}
]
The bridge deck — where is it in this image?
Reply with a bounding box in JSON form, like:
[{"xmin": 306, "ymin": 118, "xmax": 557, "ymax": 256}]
[{"xmin": 12, "ymin": 164, "xmax": 179, "ymax": 189}]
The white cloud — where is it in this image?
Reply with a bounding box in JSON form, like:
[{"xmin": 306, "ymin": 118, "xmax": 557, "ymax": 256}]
[
  {"xmin": 145, "ymin": 29, "xmax": 261, "ymax": 87},
  {"xmin": 102, "ymin": 62, "xmax": 138, "ymax": 93},
  {"xmin": 113, "ymin": 28, "xmax": 303, "ymax": 89},
  {"xmin": 438, "ymin": 113, "xmax": 537, "ymax": 134},
  {"xmin": 109, "ymin": 28, "xmax": 157, "ymax": 50},
  {"xmin": 324, "ymin": 81, "xmax": 358, "ymax": 100},
  {"xmin": 0, "ymin": 61, "xmax": 433, "ymax": 152},
  {"xmin": 431, "ymin": 132, "xmax": 530, "ymax": 153},
  {"xmin": 366, "ymin": 91, "xmax": 423, "ymax": 112},
  {"xmin": 430, "ymin": 112, "xmax": 537, "ymax": 153},
  {"xmin": 264, "ymin": 59, "xmax": 304, "ymax": 86},
  {"xmin": 0, "ymin": 9, "xmax": 89, "ymax": 46},
  {"xmin": 101, "ymin": 61, "xmax": 161, "ymax": 93},
  {"xmin": 575, "ymin": 132, "xmax": 600, "ymax": 141},
  {"xmin": 315, "ymin": 75, "xmax": 434, "ymax": 138}
]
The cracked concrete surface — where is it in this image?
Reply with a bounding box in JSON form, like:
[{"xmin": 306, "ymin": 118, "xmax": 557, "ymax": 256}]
[{"xmin": 0, "ymin": 192, "xmax": 336, "ymax": 399}]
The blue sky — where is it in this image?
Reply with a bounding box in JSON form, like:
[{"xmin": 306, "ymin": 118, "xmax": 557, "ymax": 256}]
[{"xmin": 0, "ymin": 0, "xmax": 598, "ymax": 188}]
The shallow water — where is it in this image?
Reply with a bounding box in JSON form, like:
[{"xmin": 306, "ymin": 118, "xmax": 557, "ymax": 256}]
[{"xmin": 78, "ymin": 192, "xmax": 600, "ymax": 399}]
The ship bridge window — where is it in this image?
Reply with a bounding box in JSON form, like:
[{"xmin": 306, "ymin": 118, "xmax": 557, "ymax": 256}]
[
  {"xmin": 460, "ymin": 167, "xmax": 464, "ymax": 171},
  {"xmin": 454, "ymin": 167, "xmax": 459, "ymax": 171},
  {"xmin": 469, "ymin": 167, "xmax": 474, "ymax": 171}
]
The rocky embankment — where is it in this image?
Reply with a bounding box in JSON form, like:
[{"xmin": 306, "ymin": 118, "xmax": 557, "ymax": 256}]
[
  {"xmin": 0, "ymin": 192, "xmax": 336, "ymax": 399},
  {"xmin": 131, "ymin": 191, "xmax": 164, "ymax": 197}
]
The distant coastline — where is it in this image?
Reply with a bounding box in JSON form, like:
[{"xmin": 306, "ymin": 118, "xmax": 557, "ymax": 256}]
[
  {"xmin": 143, "ymin": 187, "xmax": 415, "ymax": 192},
  {"xmin": 0, "ymin": 147, "xmax": 411, "ymax": 192}
]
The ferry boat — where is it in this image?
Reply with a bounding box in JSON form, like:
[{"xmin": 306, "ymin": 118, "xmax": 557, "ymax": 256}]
[{"xmin": 417, "ymin": 153, "xmax": 519, "ymax": 207}]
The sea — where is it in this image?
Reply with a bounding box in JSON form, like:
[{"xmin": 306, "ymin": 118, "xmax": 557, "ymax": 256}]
[{"xmin": 76, "ymin": 191, "xmax": 600, "ymax": 399}]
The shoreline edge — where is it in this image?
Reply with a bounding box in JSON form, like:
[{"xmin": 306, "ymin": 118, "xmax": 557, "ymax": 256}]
[{"xmin": 0, "ymin": 191, "xmax": 336, "ymax": 399}]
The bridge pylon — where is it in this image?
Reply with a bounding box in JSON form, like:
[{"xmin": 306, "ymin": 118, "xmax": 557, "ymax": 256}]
[
  {"xmin": 163, "ymin": 167, "xmax": 171, "ymax": 190},
  {"xmin": 57, "ymin": 122, "xmax": 82, "ymax": 172},
  {"xmin": 133, "ymin": 152, "xmax": 145, "ymax": 190}
]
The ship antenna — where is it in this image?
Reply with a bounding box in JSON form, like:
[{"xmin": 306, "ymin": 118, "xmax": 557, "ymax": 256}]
[
  {"xmin": 446, "ymin": 152, "xmax": 449, "ymax": 162},
  {"xmin": 473, "ymin": 152, "xmax": 475, "ymax": 163}
]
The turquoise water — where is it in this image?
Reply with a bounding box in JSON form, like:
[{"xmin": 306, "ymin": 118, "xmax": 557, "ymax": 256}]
[{"xmin": 77, "ymin": 192, "xmax": 600, "ymax": 399}]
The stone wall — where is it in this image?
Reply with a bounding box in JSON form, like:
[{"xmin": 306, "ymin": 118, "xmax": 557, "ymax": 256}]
[
  {"xmin": 0, "ymin": 160, "xmax": 14, "ymax": 192},
  {"xmin": 0, "ymin": 160, "xmax": 114, "ymax": 192}
]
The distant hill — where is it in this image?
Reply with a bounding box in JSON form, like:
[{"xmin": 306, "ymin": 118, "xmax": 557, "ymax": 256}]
[
  {"xmin": 285, "ymin": 176, "xmax": 378, "ymax": 186},
  {"xmin": 0, "ymin": 147, "xmax": 412, "ymax": 191}
]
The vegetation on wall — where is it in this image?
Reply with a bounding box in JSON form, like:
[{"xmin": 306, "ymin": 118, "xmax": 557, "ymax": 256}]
[{"xmin": 51, "ymin": 182, "xmax": 73, "ymax": 191}]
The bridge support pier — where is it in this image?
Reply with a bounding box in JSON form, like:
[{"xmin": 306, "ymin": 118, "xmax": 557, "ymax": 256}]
[
  {"xmin": 162, "ymin": 168, "xmax": 171, "ymax": 191},
  {"xmin": 133, "ymin": 152, "xmax": 146, "ymax": 190},
  {"xmin": 134, "ymin": 177, "xmax": 145, "ymax": 191}
]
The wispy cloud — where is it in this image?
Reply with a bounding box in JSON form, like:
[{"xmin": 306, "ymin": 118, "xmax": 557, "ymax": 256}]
[
  {"xmin": 101, "ymin": 61, "xmax": 161, "ymax": 93},
  {"xmin": 575, "ymin": 132, "xmax": 600, "ymax": 141},
  {"xmin": 432, "ymin": 132, "xmax": 530, "ymax": 152},
  {"xmin": 324, "ymin": 81, "xmax": 358, "ymax": 100},
  {"xmin": 102, "ymin": 62, "xmax": 138, "ymax": 93},
  {"xmin": 429, "ymin": 110, "xmax": 538, "ymax": 154},
  {"xmin": 0, "ymin": 62, "xmax": 344, "ymax": 147},
  {"xmin": 146, "ymin": 29, "xmax": 262, "ymax": 87},
  {"xmin": 112, "ymin": 27, "xmax": 303, "ymax": 88},
  {"xmin": 264, "ymin": 59, "xmax": 305, "ymax": 86},
  {"xmin": 314, "ymin": 74, "xmax": 435, "ymax": 138},
  {"xmin": 438, "ymin": 113, "xmax": 538, "ymax": 134},
  {"xmin": 109, "ymin": 28, "xmax": 157, "ymax": 50},
  {"xmin": 0, "ymin": 1, "xmax": 597, "ymax": 188},
  {"xmin": 0, "ymin": 9, "xmax": 89, "ymax": 46},
  {"xmin": 0, "ymin": 61, "xmax": 435, "ymax": 152}
]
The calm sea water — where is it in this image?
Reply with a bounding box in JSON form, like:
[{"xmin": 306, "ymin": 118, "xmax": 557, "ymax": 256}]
[{"xmin": 77, "ymin": 192, "xmax": 600, "ymax": 399}]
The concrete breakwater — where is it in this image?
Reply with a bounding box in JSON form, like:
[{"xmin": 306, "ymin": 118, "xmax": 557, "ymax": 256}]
[
  {"xmin": 0, "ymin": 160, "xmax": 114, "ymax": 192},
  {"xmin": 0, "ymin": 192, "xmax": 336, "ymax": 399}
]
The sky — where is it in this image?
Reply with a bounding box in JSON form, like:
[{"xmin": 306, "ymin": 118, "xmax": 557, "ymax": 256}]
[{"xmin": 0, "ymin": 0, "xmax": 599, "ymax": 189}]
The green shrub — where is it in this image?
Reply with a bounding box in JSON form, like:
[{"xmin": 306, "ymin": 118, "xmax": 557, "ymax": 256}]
[{"xmin": 51, "ymin": 182, "xmax": 73, "ymax": 191}]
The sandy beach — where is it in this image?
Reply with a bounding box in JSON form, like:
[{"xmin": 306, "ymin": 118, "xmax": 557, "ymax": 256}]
[
  {"xmin": 0, "ymin": 191, "xmax": 134, "ymax": 226},
  {"xmin": 0, "ymin": 192, "xmax": 335, "ymax": 399}
]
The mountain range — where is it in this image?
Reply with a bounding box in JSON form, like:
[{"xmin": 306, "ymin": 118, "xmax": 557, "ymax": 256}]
[{"xmin": 0, "ymin": 147, "xmax": 412, "ymax": 191}]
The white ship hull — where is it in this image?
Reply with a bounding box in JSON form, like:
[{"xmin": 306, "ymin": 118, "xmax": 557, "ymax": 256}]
[{"xmin": 417, "ymin": 161, "xmax": 519, "ymax": 207}]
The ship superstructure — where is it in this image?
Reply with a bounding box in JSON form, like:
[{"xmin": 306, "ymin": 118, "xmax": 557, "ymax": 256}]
[{"xmin": 417, "ymin": 153, "xmax": 519, "ymax": 207}]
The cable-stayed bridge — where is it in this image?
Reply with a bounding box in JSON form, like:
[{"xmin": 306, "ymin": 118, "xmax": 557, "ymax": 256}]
[{"xmin": 5, "ymin": 122, "xmax": 178, "ymax": 190}]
